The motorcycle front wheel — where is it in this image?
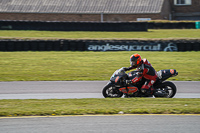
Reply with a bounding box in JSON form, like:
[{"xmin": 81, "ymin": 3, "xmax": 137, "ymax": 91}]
[{"xmin": 102, "ymin": 83, "xmax": 123, "ymax": 98}]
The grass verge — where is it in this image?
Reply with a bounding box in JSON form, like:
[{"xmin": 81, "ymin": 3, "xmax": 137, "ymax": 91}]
[
  {"xmin": 0, "ymin": 29, "xmax": 200, "ymax": 40},
  {"xmin": 0, "ymin": 98, "xmax": 200, "ymax": 117},
  {"xmin": 0, "ymin": 51, "xmax": 200, "ymax": 81}
]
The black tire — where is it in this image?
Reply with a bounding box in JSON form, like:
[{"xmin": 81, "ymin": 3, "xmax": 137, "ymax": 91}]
[
  {"xmin": 102, "ymin": 83, "xmax": 123, "ymax": 98},
  {"xmin": 154, "ymin": 81, "xmax": 177, "ymax": 98}
]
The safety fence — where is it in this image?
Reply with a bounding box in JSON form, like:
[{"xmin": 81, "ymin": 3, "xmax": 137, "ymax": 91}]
[
  {"xmin": 0, "ymin": 21, "xmax": 147, "ymax": 31},
  {"xmin": 148, "ymin": 22, "xmax": 196, "ymax": 29},
  {"xmin": 0, "ymin": 20, "xmax": 198, "ymax": 31},
  {"xmin": 0, "ymin": 39, "xmax": 199, "ymax": 52}
]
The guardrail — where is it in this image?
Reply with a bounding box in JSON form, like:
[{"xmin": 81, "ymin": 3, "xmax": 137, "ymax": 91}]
[{"xmin": 0, "ymin": 39, "xmax": 199, "ymax": 51}]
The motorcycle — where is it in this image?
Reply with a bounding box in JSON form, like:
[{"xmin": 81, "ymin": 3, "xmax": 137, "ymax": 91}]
[{"xmin": 102, "ymin": 67, "xmax": 178, "ymax": 98}]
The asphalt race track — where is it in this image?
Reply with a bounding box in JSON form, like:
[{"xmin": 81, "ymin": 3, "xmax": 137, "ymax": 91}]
[
  {"xmin": 1, "ymin": 81, "xmax": 200, "ymax": 133},
  {"xmin": 0, "ymin": 81, "xmax": 200, "ymax": 99},
  {"xmin": 1, "ymin": 115, "xmax": 200, "ymax": 133}
]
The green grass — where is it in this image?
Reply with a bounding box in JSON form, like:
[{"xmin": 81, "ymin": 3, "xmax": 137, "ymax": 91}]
[
  {"xmin": 0, "ymin": 98, "xmax": 199, "ymax": 117},
  {"xmin": 0, "ymin": 30, "xmax": 199, "ymax": 117},
  {"xmin": 0, "ymin": 29, "xmax": 200, "ymax": 40},
  {"xmin": 0, "ymin": 51, "xmax": 199, "ymax": 81}
]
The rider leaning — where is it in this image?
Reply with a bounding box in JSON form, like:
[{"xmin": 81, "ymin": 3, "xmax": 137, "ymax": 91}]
[{"xmin": 123, "ymin": 53, "xmax": 158, "ymax": 96}]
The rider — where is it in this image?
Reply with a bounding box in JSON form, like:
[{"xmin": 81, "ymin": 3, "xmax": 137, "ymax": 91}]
[{"xmin": 123, "ymin": 53, "xmax": 158, "ymax": 96}]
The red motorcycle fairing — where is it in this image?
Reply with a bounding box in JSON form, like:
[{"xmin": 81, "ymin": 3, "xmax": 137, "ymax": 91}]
[
  {"xmin": 115, "ymin": 76, "xmax": 120, "ymax": 83},
  {"xmin": 119, "ymin": 86, "xmax": 138, "ymax": 94}
]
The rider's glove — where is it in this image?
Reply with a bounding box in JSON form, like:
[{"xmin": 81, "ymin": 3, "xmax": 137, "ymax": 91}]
[{"xmin": 126, "ymin": 80, "xmax": 132, "ymax": 85}]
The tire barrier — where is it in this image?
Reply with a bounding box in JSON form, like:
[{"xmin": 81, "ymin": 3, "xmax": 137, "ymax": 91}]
[
  {"xmin": 0, "ymin": 39, "xmax": 199, "ymax": 52},
  {"xmin": 0, "ymin": 21, "xmax": 147, "ymax": 31},
  {"xmin": 148, "ymin": 22, "xmax": 195, "ymax": 29},
  {"xmin": 0, "ymin": 20, "xmax": 196, "ymax": 31}
]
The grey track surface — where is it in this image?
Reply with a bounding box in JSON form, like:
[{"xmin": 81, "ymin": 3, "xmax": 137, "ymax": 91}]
[
  {"xmin": 1, "ymin": 82, "xmax": 200, "ymax": 133},
  {"xmin": 1, "ymin": 115, "xmax": 200, "ymax": 133},
  {"xmin": 0, "ymin": 81, "xmax": 200, "ymax": 99}
]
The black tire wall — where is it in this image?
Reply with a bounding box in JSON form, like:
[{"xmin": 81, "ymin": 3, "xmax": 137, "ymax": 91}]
[{"xmin": 0, "ymin": 39, "xmax": 199, "ymax": 51}]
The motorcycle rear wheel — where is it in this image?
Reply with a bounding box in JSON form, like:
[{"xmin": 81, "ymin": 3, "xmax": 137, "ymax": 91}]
[
  {"xmin": 102, "ymin": 83, "xmax": 123, "ymax": 98},
  {"xmin": 154, "ymin": 81, "xmax": 177, "ymax": 98}
]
